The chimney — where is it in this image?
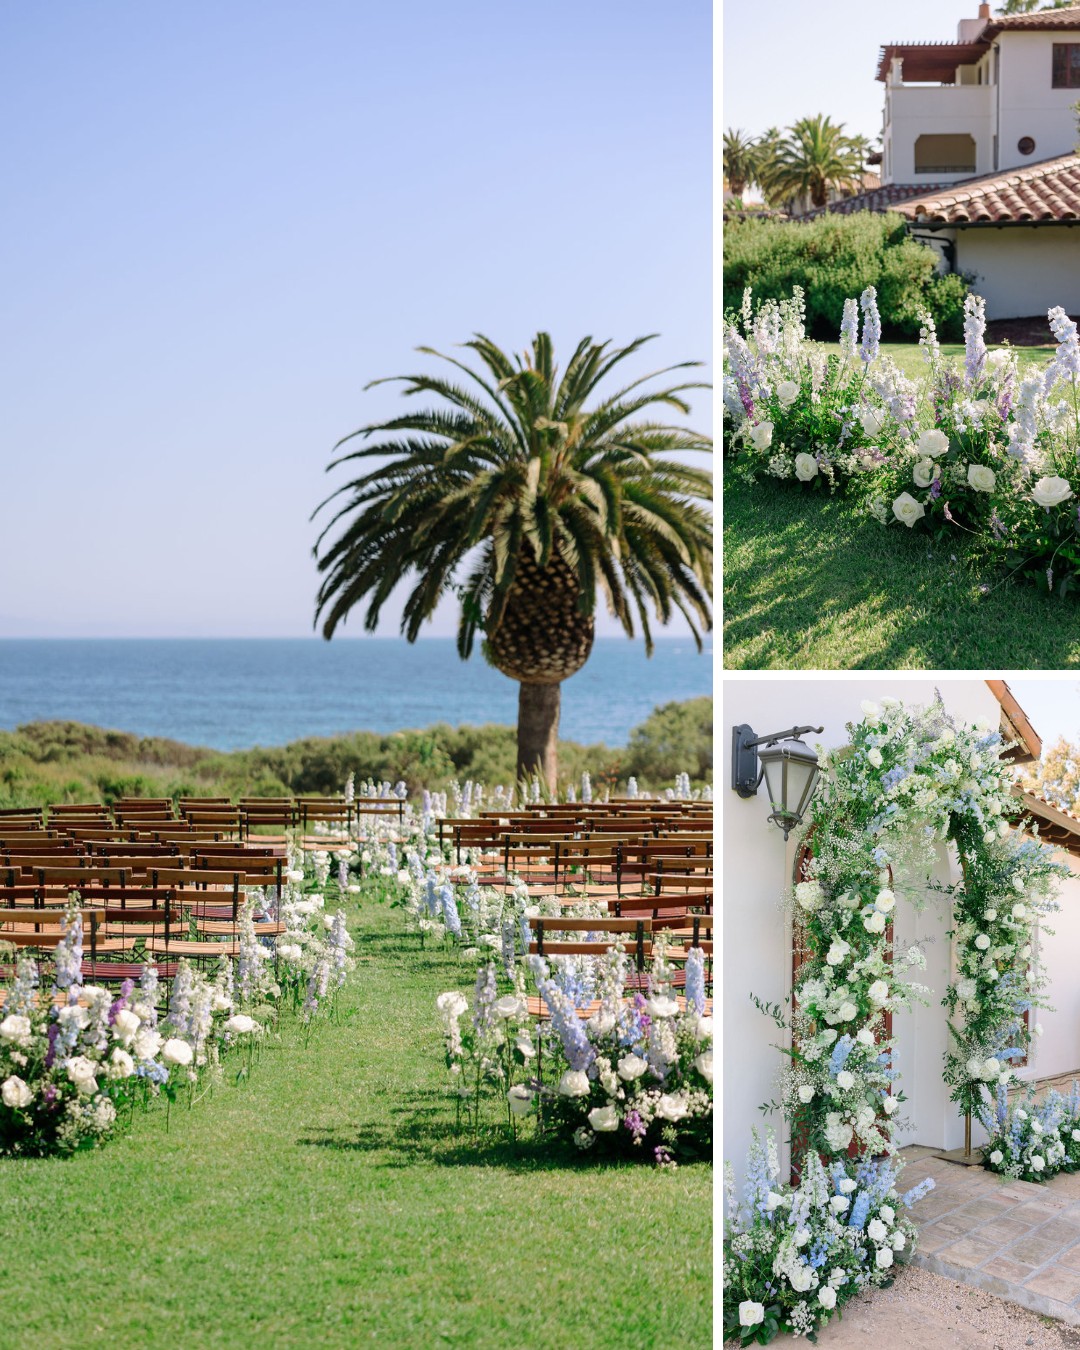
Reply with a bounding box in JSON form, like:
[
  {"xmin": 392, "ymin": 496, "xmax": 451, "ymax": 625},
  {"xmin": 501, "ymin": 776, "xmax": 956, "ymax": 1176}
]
[{"xmin": 978, "ymin": 3, "xmax": 990, "ymax": 17}]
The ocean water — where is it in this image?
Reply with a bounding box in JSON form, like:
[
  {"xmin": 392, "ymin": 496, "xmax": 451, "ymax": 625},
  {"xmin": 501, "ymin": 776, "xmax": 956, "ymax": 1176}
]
[{"xmin": 0, "ymin": 638, "xmax": 713, "ymax": 750}]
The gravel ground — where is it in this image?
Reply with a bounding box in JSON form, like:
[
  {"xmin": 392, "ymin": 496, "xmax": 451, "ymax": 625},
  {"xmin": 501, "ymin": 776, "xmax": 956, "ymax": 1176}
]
[{"xmin": 810, "ymin": 1266, "xmax": 1080, "ymax": 1349}]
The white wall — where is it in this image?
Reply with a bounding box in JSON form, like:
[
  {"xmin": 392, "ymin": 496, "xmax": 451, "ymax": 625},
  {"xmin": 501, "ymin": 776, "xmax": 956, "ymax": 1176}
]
[
  {"xmin": 884, "ymin": 85, "xmax": 994, "ymax": 183},
  {"xmin": 1025, "ymin": 854, "xmax": 1080, "ymax": 1087},
  {"xmin": 722, "ymin": 679, "xmax": 998, "ymax": 1187},
  {"xmin": 955, "ymin": 227, "xmax": 1080, "ymax": 319},
  {"xmin": 998, "ymin": 32, "xmax": 1080, "ymax": 170}
]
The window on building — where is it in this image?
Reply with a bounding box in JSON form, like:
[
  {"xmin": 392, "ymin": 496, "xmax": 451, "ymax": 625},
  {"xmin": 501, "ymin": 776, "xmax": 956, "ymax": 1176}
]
[
  {"xmin": 1053, "ymin": 43, "xmax": 1080, "ymax": 88},
  {"xmin": 914, "ymin": 133, "xmax": 977, "ymax": 174}
]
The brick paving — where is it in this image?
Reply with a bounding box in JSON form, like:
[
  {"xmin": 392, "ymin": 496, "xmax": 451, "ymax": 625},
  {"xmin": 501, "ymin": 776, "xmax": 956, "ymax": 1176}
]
[{"xmin": 903, "ymin": 1144, "xmax": 1080, "ymax": 1326}]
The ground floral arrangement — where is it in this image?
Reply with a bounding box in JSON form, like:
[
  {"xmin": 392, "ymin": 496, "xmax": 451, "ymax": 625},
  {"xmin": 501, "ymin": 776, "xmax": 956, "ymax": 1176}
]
[
  {"xmin": 0, "ymin": 846, "xmax": 354, "ymax": 1157},
  {"xmin": 723, "ymin": 695, "xmax": 1067, "ymax": 1343},
  {"xmin": 338, "ymin": 771, "xmax": 714, "ymax": 1166},
  {"xmin": 724, "ymin": 286, "xmax": 1080, "ymax": 595},
  {"xmin": 980, "ymin": 1082, "xmax": 1080, "ymax": 1183}
]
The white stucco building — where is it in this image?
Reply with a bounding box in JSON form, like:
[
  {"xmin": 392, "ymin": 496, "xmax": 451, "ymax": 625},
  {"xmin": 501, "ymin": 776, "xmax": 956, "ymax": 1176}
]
[
  {"xmin": 815, "ymin": 6, "xmax": 1080, "ymax": 320},
  {"xmin": 723, "ymin": 679, "xmax": 1080, "ymax": 1189}
]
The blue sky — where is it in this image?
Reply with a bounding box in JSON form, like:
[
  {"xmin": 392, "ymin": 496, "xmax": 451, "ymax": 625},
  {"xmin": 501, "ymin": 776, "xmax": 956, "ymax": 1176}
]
[
  {"xmin": 724, "ymin": 0, "xmax": 988, "ymax": 146},
  {"xmin": 1, "ymin": 1, "xmax": 712, "ymax": 638}
]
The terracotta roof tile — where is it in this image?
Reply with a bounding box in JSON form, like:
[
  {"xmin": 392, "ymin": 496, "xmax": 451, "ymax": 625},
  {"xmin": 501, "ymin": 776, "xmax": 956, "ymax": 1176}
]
[
  {"xmin": 804, "ymin": 181, "xmax": 952, "ymax": 218},
  {"xmin": 982, "ymin": 6, "xmax": 1080, "ymax": 38},
  {"xmin": 897, "ymin": 154, "xmax": 1080, "ymax": 224}
]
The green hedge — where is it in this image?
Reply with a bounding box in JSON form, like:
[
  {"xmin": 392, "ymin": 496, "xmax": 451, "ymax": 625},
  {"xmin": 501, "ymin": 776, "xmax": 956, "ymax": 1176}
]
[{"xmin": 723, "ymin": 211, "xmax": 970, "ymax": 341}]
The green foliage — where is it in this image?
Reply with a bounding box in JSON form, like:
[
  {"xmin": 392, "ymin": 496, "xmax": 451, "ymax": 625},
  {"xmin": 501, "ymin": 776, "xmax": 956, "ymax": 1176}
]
[
  {"xmin": 624, "ymin": 697, "xmax": 713, "ymax": 784},
  {"xmin": 0, "ymin": 698, "xmax": 713, "ymax": 809},
  {"xmin": 723, "ymin": 212, "xmax": 970, "ymax": 341}
]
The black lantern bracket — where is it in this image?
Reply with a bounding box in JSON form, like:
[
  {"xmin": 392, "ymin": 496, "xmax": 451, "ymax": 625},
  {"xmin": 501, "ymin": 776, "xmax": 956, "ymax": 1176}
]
[{"xmin": 731, "ymin": 724, "xmax": 823, "ymax": 797}]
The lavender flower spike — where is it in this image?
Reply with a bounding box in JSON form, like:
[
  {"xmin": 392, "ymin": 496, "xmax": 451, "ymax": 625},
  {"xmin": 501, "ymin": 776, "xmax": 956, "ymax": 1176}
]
[
  {"xmin": 963, "ymin": 294, "xmax": 987, "ymax": 388},
  {"xmin": 859, "ymin": 287, "xmax": 880, "ymax": 365},
  {"xmin": 839, "ymin": 297, "xmax": 859, "ymax": 362}
]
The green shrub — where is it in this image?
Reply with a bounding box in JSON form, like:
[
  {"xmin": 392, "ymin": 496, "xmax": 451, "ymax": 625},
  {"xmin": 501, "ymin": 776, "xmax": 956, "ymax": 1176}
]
[{"xmin": 723, "ymin": 211, "xmax": 970, "ymax": 341}]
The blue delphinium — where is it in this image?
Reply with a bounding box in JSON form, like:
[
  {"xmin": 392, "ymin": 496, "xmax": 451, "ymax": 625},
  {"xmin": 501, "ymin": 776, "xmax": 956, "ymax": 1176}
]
[
  {"xmin": 847, "ymin": 1189, "xmax": 871, "ymax": 1229},
  {"xmin": 438, "ymin": 884, "xmax": 462, "ymax": 938},
  {"xmin": 685, "ymin": 947, "xmax": 707, "ymax": 1014},
  {"xmin": 829, "ymin": 1035, "xmax": 854, "ymax": 1077}
]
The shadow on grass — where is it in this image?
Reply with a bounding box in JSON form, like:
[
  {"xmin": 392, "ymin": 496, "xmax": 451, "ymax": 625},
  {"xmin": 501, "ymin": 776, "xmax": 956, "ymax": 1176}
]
[
  {"xmin": 722, "ymin": 469, "xmax": 1080, "ymax": 670},
  {"xmin": 295, "ymin": 1089, "xmax": 697, "ymax": 1174}
]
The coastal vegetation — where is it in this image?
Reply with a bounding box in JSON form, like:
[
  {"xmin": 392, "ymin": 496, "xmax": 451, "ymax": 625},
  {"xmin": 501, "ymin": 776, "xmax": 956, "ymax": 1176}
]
[{"xmin": 0, "ymin": 697, "xmax": 713, "ymax": 809}]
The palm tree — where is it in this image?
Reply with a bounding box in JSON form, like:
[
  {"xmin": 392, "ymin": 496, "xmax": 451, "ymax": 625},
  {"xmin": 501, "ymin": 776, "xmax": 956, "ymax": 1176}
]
[
  {"xmin": 312, "ymin": 334, "xmax": 712, "ymax": 792},
  {"xmin": 752, "ymin": 126, "xmax": 786, "ymax": 208},
  {"xmin": 768, "ymin": 114, "xmax": 863, "ymax": 210},
  {"xmin": 723, "ymin": 128, "xmax": 759, "ymax": 198}
]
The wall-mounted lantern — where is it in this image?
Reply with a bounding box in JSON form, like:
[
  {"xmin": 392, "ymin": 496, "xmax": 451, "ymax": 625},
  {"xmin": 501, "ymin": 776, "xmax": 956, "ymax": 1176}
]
[{"xmin": 731, "ymin": 723, "xmax": 824, "ymax": 840}]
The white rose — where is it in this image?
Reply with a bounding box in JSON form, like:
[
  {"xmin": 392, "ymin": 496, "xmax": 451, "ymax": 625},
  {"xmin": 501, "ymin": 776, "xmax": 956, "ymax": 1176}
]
[
  {"xmin": 830, "ymin": 1194, "xmax": 850, "ymax": 1213},
  {"xmin": 826, "ymin": 940, "xmax": 850, "ymax": 966},
  {"xmin": 883, "ymin": 1095, "xmax": 900, "ymax": 1115},
  {"xmin": 739, "ymin": 1303, "xmax": 765, "ymax": 1328},
  {"xmin": 838, "ymin": 1178, "xmax": 857, "ymax": 1195},
  {"xmin": 861, "ymin": 407, "xmax": 885, "ymax": 437},
  {"xmin": 875, "ymin": 889, "xmax": 895, "ymax": 914},
  {"xmin": 112, "ymin": 1009, "xmax": 141, "ymax": 1045},
  {"xmin": 646, "ymin": 996, "xmax": 679, "ymax": 1020},
  {"xmin": 967, "ymin": 463, "xmax": 996, "ymax": 493},
  {"xmin": 58, "ymin": 1005, "xmax": 90, "ymax": 1032},
  {"xmin": 794, "ymin": 452, "xmax": 819, "ymax": 482},
  {"xmin": 558, "ymin": 1070, "xmax": 590, "ymax": 1098},
  {"xmin": 789, "ymin": 1265, "xmax": 814, "ymax": 1293},
  {"xmin": 974, "ymin": 934, "xmax": 991, "ymax": 951},
  {"xmin": 655, "ymin": 1093, "xmax": 689, "ymax": 1122},
  {"xmin": 891, "ymin": 1230, "xmax": 907, "ymax": 1251},
  {"xmin": 1032, "ymin": 475, "xmax": 1073, "ymax": 509},
  {"xmin": 917, "ymin": 428, "xmax": 949, "ymax": 457},
  {"xmin": 1032, "ymin": 1156, "xmax": 1045, "ymax": 1171},
  {"xmin": 777, "ymin": 380, "xmax": 800, "ymax": 407},
  {"xmin": 507, "ymin": 1085, "xmax": 534, "ymax": 1116},
  {"xmin": 749, "ymin": 421, "xmax": 773, "ymax": 451},
  {"xmin": 1031, "ymin": 1119, "xmax": 1044, "ymax": 1135},
  {"xmin": 864, "ymin": 910, "xmax": 886, "ymax": 934},
  {"xmin": 860, "ymin": 700, "xmax": 881, "ymax": 723},
  {"xmin": 436, "ymin": 991, "xmax": 468, "ymax": 1021},
  {"xmin": 876, "ymin": 1246, "xmax": 894, "ymax": 1269},
  {"xmin": 66, "ymin": 1056, "xmax": 98, "ymax": 1095},
  {"xmin": 867, "ymin": 748, "xmax": 883, "ymax": 768},
  {"xmin": 982, "ymin": 1057, "xmax": 1000, "ymax": 1080},
  {"xmin": 133, "ymin": 1028, "xmax": 163, "ymax": 1061},
  {"xmin": 798, "ymin": 1085, "xmax": 815, "ymax": 1103},
  {"xmin": 1012, "ymin": 903, "xmax": 1027, "ymax": 920},
  {"xmin": 818, "ymin": 1286, "xmax": 837, "ymax": 1310},
  {"xmin": 1, "ymin": 1075, "xmax": 32, "ymax": 1108},
  {"xmin": 913, "ymin": 458, "xmax": 937, "ymax": 489},
  {"xmin": 879, "ymin": 1205, "xmax": 895, "ymax": 1225},
  {"xmin": 588, "ymin": 1105, "xmax": 619, "ymax": 1132},
  {"xmin": 867, "ymin": 1218, "xmax": 887, "ymax": 1242},
  {"xmin": 892, "ymin": 492, "xmax": 926, "ymax": 528},
  {"xmin": 836, "ymin": 1070, "xmax": 855, "ymax": 1091},
  {"xmin": 108, "ymin": 1048, "xmax": 134, "ymax": 1078},
  {"xmin": 0, "ymin": 1015, "xmax": 31, "ymax": 1046},
  {"xmin": 162, "ymin": 1038, "xmax": 194, "ymax": 1067},
  {"xmin": 838, "ymin": 1001, "xmax": 858, "ymax": 1021},
  {"xmin": 224, "ymin": 1015, "xmax": 258, "ymax": 1035},
  {"xmin": 617, "ymin": 1053, "xmax": 648, "ymax": 1082},
  {"xmin": 694, "ymin": 1051, "xmax": 713, "ymax": 1084},
  {"xmin": 494, "ymin": 996, "xmax": 526, "ymax": 1020}
]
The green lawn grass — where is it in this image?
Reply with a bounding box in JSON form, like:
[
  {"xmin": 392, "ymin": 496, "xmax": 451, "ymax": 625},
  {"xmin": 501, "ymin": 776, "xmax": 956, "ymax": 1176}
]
[
  {"xmin": 723, "ymin": 470, "xmax": 1080, "ymax": 670},
  {"xmin": 822, "ymin": 341, "xmax": 1053, "ymax": 380},
  {"xmin": 0, "ymin": 899, "xmax": 712, "ymax": 1350}
]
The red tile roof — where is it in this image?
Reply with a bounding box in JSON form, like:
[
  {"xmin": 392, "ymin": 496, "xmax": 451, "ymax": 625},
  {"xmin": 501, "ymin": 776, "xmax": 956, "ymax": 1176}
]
[
  {"xmin": 803, "ymin": 181, "xmax": 953, "ymax": 218},
  {"xmin": 982, "ymin": 6, "xmax": 1080, "ymax": 39},
  {"xmin": 897, "ymin": 153, "xmax": 1080, "ymax": 224}
]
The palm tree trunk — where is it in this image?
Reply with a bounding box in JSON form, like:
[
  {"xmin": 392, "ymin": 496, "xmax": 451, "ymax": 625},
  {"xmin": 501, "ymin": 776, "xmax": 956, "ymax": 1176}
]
[{"xmin": 517, "ymin": 682, "xmax": 560, "ymax": 794}]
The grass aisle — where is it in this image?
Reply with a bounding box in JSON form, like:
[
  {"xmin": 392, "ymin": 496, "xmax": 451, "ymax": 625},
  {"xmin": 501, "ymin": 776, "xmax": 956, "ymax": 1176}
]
[
  {"xmin": 723, "ymin": 472, "xmax": 1080, "ymax": 669},
  {"xmin": 0, "ymin": 900, "xmax": 713, "ymax": 1350}
]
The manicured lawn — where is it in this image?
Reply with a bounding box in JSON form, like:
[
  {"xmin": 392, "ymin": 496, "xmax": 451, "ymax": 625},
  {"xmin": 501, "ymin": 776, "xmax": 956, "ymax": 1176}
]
[
  {"xmin": 0, "ymin": 899, "xmax": 713, "ymax": 1349},
  {"xmin": 819, "ymin": 341, "xmax": 1054, "ymax": 380},
  {"xmin": 723, "ymin": 471, "xmax": 1080, "ymax": 670}
]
